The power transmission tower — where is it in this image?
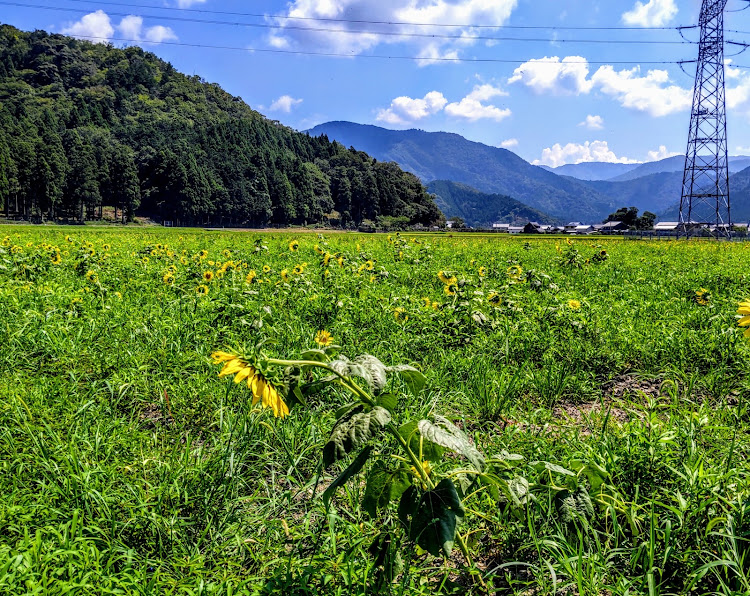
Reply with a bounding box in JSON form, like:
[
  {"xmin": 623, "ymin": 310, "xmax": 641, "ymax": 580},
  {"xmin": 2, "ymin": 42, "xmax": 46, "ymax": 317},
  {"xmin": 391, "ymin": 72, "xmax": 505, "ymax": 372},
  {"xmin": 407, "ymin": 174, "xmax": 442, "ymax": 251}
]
[{"xmin": 679, "ymin": 0, "xmax": 730, "ymax": 238}]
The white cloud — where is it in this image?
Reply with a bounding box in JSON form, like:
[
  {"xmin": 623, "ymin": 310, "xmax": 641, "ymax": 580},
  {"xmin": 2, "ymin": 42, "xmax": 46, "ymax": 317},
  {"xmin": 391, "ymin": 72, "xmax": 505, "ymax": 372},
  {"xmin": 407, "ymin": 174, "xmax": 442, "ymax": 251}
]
[
  {"xmin": 62, "ymin": 10, "xmax": 114, "ymax": 42},
  {"xmin": 646, "ymin": 145, "xmax": 680, "ymax": 161},
  {"xmin": 510, "ymin": 56, "xmax": 692, "ymax": 117},
  {"xmin": 376, "ymin": 91, "xmax": 448, "ymax": 125},
  {"xmin": 579, "ymin": 114, "xmax": 604, "ymax": 130},
  {"xmin": 268, "ymin": 0, "xmax": 518, "ymax": 62},
  {"xmin": 269, "ymin": 95, "xmax": 304, "ymax": 113},
  {"xmin": 591, "ymin": 65, "xmax": 691, "ymax": 117},
  {"xmin": 500, "ymin": 138, "xmax": 519, "ymax": 148},
  {"xmin": 508, "ymin": 56, "xmax": 593, "ymax": 96},
  {"xmin": 532, "ymin": 141, "xmax": 639, "ymax": 168},
  {"xmin": 736, "ymin": 146, "xmax": 750, "ymax": 154},
  {"xmin": 622, "ymin": 0, "xmax": 677, "ymax": 28},
  {"xmin": 62, "ymin": 11, "xmax": 176, "ymax": 44},
  {"xmin": 444, "ymin": 84, "xmax": 511, "ymax": 121},
  {"xmin": 175, "ymin": 0, "xmax": 207, "ymax": 7}
]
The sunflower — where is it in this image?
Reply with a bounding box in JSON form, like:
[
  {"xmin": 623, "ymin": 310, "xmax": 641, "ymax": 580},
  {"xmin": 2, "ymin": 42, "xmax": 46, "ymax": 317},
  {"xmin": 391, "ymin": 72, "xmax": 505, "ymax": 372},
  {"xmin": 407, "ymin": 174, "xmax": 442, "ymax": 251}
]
[
  {"xmin": 315, "ymin": 330, "xmax": 334, "ymax": 346},
  {"xmin": 437, "ymin": 271, "xmax": 454, "ymax": 284},
  {"xmin": 246, "ymin": 270, "xmax": 257, "ymax": 284},
  {"xmin": 211, "ymin": 351, "xmax": 289, "ymax": 418},
  {"xmin": 568, "ymin": 299, "xmax": 582, "ymax": 310},
  {"xmin": 289, "ymin": 240, "xmax": 299, "ymax": 252},
  {"xmin": 394, "ymin": 307, "xmax": 408, "ymax": 322},
  {"xmin": 738, "ymin": 301, "xmax": 750, "ymax": 337},
  {"xmin": 50, "ymin": 252, "xmax": 62, "ymax": 265},
  {"xmin": 422, "ymin": 297, "xmax": 432, "ymax": 308},
  {"xmin": 695, "ymin": 288, "xmax": 710, "ymax": 306},
  {"xmin": 444, "ymin": 283, "xmax": 457, "ymax": 296},
  {"xmin": 223, "ymin": 249, "xmax": 232, "ymax": 258},
  {"xmin": 198, "ymin": 249, "xmax": 208, "ymax": 259},
  {"xmin": 263, "ymin": 265, "xmax": 271, "ymax": 274},
  {"xmin": 488, "ymin": 292, "xmax": 501, "ymax": 305},
  {"xmin": 163, "ymin": 272, "xmax": 175, "ymax": 285},
  {"xmin": 365, "ymin": 260, "xmax": 375, "ymax": 271},
  {"xmin": 142, "ymin": 257, "xmax": 150, "ymax": 264},
  {"xmin": 203, "ymin": 271, "xmax": 214, "ymax": 282},
  {"xmin": 293, "ymin": 264, "xmax": 305, "ymax": 275},
  {"xmin": 85, "ymin": 270, "xmax": 98, "ymax": 283},
  {"xmin": 324, "ymin": 252, "xmax": 333, "ymax": 267},
  {"xmin": 323, "ymin": 269, "xmax": 331, "ymax": 279},
  {"xmin": 197, "ymin": 284, "xmax": 209, "ymax": 295},
  {"xmin": 337, "ymin": 256, "xmax": 345, "ymax": 268},
  {"xmin": 281, "ymin": 269, "xmax": 290, "ymax": 282},
  {"xmin": 507, "ymin": 265, "xmax": 523, "ymax": 280},
  {"xmin": 314, "ymin": 244, "xmax": 324, "ymax": 255},
  {"xmin": 478, "ymin": 266, "xmax": 487, "ymax": 277}
]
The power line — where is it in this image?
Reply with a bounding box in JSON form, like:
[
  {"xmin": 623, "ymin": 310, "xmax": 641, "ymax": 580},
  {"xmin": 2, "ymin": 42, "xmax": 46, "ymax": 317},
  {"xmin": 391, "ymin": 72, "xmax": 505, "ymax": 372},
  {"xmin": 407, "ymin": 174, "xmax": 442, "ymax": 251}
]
[
  {"xmin": 0, "ymin": 1, "xmax": 695, "ymax": 45},
  {"xmin": 25, "ymin": 0, "xmax": 698, "ymax": 31},
  {"xmin": 58, "ymin": 34, "xmax": 729, "ymax": 67}
]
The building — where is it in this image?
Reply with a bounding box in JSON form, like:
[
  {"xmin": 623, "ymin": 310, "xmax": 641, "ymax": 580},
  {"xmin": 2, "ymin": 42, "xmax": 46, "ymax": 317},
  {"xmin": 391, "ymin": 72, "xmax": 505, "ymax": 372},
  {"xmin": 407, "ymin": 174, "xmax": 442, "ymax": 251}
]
[
  {"xmin": 599, "ymin": 221, "xmax": 628, "ymax": 234},
  {"xmin": 492, "ymin": 223, "xmax": 510, "ymax": 232},
  {"xmin": 564, "ymin": 222, "xmax": 581, "ymax": 233},
  {"xmin": 523, "ymin": 221, "xmax": 543, "ymax": 234},
  {"xmin": 575, "ymin": 224, "xmax": 595, "ymax": 234}
]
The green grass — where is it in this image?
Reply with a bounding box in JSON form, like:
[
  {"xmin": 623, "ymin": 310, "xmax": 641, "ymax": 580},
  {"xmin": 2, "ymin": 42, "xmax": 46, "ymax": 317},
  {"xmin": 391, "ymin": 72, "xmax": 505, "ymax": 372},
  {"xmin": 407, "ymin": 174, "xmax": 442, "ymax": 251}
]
[{"xmin": 1, "ymin": 227, "xmax": 750, "ymax": 594}]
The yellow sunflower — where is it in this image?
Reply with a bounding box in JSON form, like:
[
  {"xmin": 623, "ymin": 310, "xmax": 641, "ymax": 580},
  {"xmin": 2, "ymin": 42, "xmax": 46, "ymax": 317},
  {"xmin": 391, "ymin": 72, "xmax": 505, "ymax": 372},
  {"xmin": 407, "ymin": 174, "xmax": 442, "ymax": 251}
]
[
  {"xmin": 738, "ymin": 301, "xmax": 750, "ymax": 337},
  {"xmin": 289, "ymin": 240, "xmax": 299, "ymax": 252},
  {"xmin": 163, "ymin": 272, "xmax": 175, "ymax": 285},
  {"xmin": 568, "ymin": 299, "xmax": 581, "ymax": 310},
  {"xmin": 365, "ymin": 260, "xmax": 375, "ymax": 271},
  {"xmin": 315, "ymin": 330, "xmax": 334, "ymax": 346},
  {"xmin": 263, "ymin": 265, "xmax": 271, "ymax": 273},
  {"xmin": 281, "ymin": 269, "xmax": 289, "ymax": 282},
  {"xmin": 203, "ymin": 271, "xmax": 214, "ymax": 282},
  {"xmin": 444, "ymin": 283, "xmax": 457, "ymax": 296},
  {"xmin": 197, "ymin": 284, "xmax": 209, "ymax": 295},
  {"xmin": 478, "ymin": 266, "xmax": 487, "ymax": 277},
  {"xmin": 211, "ymin": 351, "xmax": 289, "ymax": 418},
  {"xmin": 245, "ymin": 270, "xmax": 257, "ymax": 284}
]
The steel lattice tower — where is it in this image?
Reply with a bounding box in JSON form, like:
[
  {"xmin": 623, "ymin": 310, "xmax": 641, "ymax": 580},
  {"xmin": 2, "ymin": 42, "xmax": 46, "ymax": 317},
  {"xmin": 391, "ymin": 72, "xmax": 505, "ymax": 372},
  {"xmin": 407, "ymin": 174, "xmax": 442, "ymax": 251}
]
[{"xmin": 679, "ymin": 0, "xmax": 731, "ymax": 237}]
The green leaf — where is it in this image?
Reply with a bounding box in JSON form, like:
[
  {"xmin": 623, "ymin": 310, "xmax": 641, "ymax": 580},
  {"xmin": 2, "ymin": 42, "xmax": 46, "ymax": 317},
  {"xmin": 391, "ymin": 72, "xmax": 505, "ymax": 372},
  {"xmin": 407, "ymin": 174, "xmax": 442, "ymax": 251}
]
[
  {"xmin": 376, "ymin": 392, "xmax": 398, "ymax": 413},
  {"xmin": 300, "ymin": 348, "xmax": 330, "ymax": 362},
  {"xmin": 328, "ymin": 354, "xmax": 388, "ymax": 394},
  {"xmin": 398, "ymin": 485, "xmax": 420, "ymax": 529},
  {"xmin": 368, "ymin": 532, "xmax": 404, "ymax": 588},
  {"xmin": 408, "ymin": 479, "xmax": 465, "ymax": 557},
  {"xmin": 323, "ymin": 407, "xmax": 392, "ymax": 468},
  {"xmin": 532, "ymin": 461, "xmax": 576, "ymax": 477},
  {"xmin": 385, "ymin": 364, "xmax": 426, "ymax": 395},
  {"xmin": 322, "ymin": 446, "xmax": 372, "ymax": 509},
  {"xmin": 362, "ymin": 462, "xmax": 411, "ymax": 518},
  {"xmin": 417, "ymin": 416, "xmax": 485, "ymax": 470},
  {"xmin": 555, "ymin": 486, "xmax": 594, "ymax": 525},
  {"xmin": 398, "ymin": 420, "xmax": 444, "ymax": 462}
]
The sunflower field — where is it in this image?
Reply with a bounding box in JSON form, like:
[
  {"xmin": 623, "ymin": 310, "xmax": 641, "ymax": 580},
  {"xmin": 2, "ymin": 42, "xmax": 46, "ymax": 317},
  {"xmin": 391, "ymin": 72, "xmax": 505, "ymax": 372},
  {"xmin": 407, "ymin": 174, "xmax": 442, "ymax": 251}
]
[{"xmin": 2, "ymin": 226, "xmax": 750, "ymax": 595}]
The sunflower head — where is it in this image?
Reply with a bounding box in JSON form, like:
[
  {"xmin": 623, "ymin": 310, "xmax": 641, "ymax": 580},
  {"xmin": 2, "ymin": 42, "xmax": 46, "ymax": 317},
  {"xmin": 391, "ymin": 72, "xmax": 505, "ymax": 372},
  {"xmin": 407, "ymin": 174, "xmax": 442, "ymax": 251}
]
[
  {"xmin": 444, "ymin": 283, "xmax": 457, "ymax": 296},
  {"xmin": 197, "ymin": 284, "xmax": 209, "ymax": 295},
  {"xmin": 263, "ymin": 265, "xmax": 271, "ymax": 273},
  {"xmin": 211, "ymin": 351, "xmax": 289, "ymax": 418},
  {"xmin": 394, "ymin": 307, "xmax": 408, "ymax": 322},
  {"xmin": 293, "ymin": 265, "xmax": 304, "ymax": 275},
  {"xmin": 203, "ymin": 271, "xmax": 214, "ymax": 282},
  {"xmin": 85, "ymin": 270, "xmax": 98, "ymax": 283},
  {"xmin": 281, "ymin": 269, "xmax": 290, "ymax": 282},
  {"xmin": 289, "ymin": 240, "xmax": 299, "ymax": 252},
  {"xmin": 478, "ymin": 266, "xmax": 487, "ymax": 277},
  {"xmin": 365, "ymin": 260, "xmax": 375, "ymax": 271},
  {"xmin": 163, "ymin": 272, "xmax": 175, "ymax": 285},
  {"xmin": 568, "ymin": 299, "xmax": 582, "ymax": 310},
  {"xmin": 738, "ymin": 301, "xmax": 750, "ymax": 337},
  {"xmin": 488, "ymin": 292, "xmax": 501, "ymax": 305},
  {"xmin": 695, "ymin": 288, "xmax": 710, "ymax": 306},
  {"xmin": 315, "ymin": 330, "xmax": 334, "ymax": 346},
  {"xmin": 245, "ymin": 270, "xmax": 257, "ymax": 284}
]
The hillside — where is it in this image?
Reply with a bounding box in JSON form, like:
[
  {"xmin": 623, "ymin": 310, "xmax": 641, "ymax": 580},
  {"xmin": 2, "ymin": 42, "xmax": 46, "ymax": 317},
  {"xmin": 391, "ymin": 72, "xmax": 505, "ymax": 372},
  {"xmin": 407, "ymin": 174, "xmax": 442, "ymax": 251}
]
[
  {"xmin": 307, "ymin": 122, "xmax": 617, "ymax": 222},
  {"xmin": 609, "ymin": 155, "xmax": 750, "ymax": 182},
  {"xmin": 658, "ymin": 165, "xmax": 750, "ymax": 221},
  {"xmin": 578, "ymin": 171, "xmax": 683, "ymax": 215},
  {"xmin": 426, "ymin": 180, "xmax": 557, "ymax": 227},
  {"xmin": 541, "ymin": 161, "xmax": 640, "ymax": 181},
  {"xmin": 0, "ymin": 25, "xmax": 442, "ymax": 227}
]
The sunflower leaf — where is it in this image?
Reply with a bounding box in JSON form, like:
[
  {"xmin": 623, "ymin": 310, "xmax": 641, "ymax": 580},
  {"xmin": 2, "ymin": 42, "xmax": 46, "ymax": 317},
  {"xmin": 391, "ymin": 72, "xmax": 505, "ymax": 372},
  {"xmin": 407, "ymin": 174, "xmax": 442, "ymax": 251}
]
[
  {"xmin": 323, "ymin": 406, "xmax": 392, "ymax": 468},
  {"xmin": 385, "ymin": 364, "xmax": 426, "ymax": 395},
  {"xmin": 363, "ymin": 462, "xmax": 411, "ymax": 518},
  {"xmin": 408, "ymin": 479, "xmax": 465, "ymax": 557},
  {"xmin": 417, "ymin": 416, "xmax": 485, "ymax": 471}
]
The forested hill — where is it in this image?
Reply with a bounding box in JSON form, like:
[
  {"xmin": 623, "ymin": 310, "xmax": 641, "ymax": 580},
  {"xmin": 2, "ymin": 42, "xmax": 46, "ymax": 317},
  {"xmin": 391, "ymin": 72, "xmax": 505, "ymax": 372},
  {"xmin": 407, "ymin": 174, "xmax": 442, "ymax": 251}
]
[{"xmin": 0, "ymin": 25, "xmax": 442, "ymax": 227}]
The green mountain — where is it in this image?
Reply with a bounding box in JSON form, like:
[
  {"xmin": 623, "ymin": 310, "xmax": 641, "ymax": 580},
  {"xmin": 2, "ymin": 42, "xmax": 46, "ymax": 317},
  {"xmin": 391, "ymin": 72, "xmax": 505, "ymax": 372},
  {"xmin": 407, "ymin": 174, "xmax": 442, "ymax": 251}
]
[
  {"xmin": 0, "ymin": 25, "xmax": 442, "ymax": 227},
  {"xmin": 576, "ymin": 171, "xmax": 683, "ymax": 215},
  {"xmin": 540, "ymin": 162, "xmax": 641, "ymax": 181},
  {"xmin": 426, "ymin": 180, "xmax": 556, "ymax": 227},
  {"xmin": 658, "ymin": 166, "xmax": 750, "ymax": 221},
  {"xmin": 306, "ymin": 122, "xmax": 617, "ymax": 222}
]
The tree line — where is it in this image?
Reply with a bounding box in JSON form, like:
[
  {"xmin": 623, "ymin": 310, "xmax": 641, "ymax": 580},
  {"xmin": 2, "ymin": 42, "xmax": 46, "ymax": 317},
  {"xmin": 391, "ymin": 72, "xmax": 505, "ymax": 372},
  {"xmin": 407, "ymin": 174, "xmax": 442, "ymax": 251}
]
[{"xmin": 0, "ymin": 25, "xmax": 443, "ymax": 227}]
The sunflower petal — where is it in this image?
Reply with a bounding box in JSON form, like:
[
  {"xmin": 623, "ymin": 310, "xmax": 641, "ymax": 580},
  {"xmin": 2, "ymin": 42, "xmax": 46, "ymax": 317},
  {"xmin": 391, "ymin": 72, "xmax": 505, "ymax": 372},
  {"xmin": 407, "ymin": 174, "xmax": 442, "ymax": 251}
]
[
  {"xmin": 218, "ymin": 359, "xmax": 244, "ymax": 377},
  {"xmin": 739, "ymin": 315, "xmax": 750, "ymax": 327},
  {"xmin": 234, "ymin": 366, "xmax": 252, "ymax": 384}
]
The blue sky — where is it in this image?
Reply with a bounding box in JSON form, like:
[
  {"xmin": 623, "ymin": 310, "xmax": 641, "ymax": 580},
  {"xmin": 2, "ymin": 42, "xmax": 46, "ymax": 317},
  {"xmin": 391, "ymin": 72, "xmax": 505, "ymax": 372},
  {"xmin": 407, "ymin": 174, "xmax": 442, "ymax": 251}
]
[{"xmin": 5, "ymin": 0, "xmax": 750, "ymax": 166}]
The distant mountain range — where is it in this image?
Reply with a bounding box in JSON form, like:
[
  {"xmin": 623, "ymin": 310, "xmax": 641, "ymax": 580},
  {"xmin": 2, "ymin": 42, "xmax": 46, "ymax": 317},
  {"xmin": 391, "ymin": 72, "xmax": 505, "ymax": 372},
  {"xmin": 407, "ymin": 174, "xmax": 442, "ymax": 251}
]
[
  {"xmin": 307, "ymin": 122, "xmax": 616, "ymax": 222},
  {"xmin": 426, "ymin": 180, "xmax": 557, "ymax": 227},
  {"xmin": 307, "ymin": 121, "xmax": 750, "ymax": 225}
]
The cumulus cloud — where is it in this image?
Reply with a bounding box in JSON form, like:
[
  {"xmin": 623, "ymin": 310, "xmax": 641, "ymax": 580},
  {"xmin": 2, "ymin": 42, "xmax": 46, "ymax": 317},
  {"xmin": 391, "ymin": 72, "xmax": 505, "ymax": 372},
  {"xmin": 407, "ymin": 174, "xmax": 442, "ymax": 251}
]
[
  {"xmin": 510, "ymin": 56, "xmax": 692, "ymax": 117},
  {"xmin": 62, "ymin": 11, "xmax": 177, "ymax": 44},
  {"xmin": 268, "ymin": 0, "xmax": 518, "ymax": 63},
  {"xmin": 532, "ymin": 141, "xmax": 638, "ymax": 168},
  {"xmin": 646, "ymin": 145, "xmax": 680, "ymax": 161},
  {"xmin": 175, "ymin": 0, "xmax": 207, "ymax": 6},
  {"xmin": 508, "ymin": 56, "xmax": 593, "ymax": 96},
  {"xmin": 579, "ymin": 114, "xmax": 604, "ymax": 130},
  {"xmin": 444, "ymin": 84, "xmax": 511, "ymax": 122},
  {"xmin": 500, "ymin": 138, "xmax": 519, "ymax": 148},
  {"xmin": 269, "ymin": 95, "xmax": 304, "ymax": 113},
  {"xmin": 61, "ymin": 10, "xmax": 114, "ymax": 42},
  {"xmin": 622, "ymin": 0, "xmax": 677, "ymax": 27},
  {"xmin": 376, "ymin": 91, "xmax": 448, "ymax": 125}
]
